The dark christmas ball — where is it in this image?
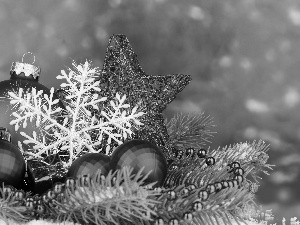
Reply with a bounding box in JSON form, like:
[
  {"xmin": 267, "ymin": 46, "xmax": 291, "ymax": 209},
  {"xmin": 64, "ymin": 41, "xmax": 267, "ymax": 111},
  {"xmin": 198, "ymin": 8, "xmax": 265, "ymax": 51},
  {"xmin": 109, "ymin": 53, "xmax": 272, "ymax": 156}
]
[
  {"xmin": 175, "ymin": 149, "xmax": 184, "ymax": 159},
  {"xmin": 0, "ymin": 134, "xmax": 26, "ymax": 189},
  {"xmin": 206, "ymin": 184, "xmax": 216, "ymax": 194},
  {"xmin": 185, "ymin": 147, "xmax": 195, "ymax": 157},
  {"xmin": 65, "ymin": 177, "xmax": 75, "ymax": 189},
  {"xmin": 67, "ymin": 153, "xmax": 111, "ymax": 181},
  {"xmin": 187, "ymin": 184, "xmax": 196, "ymax": 192},
  {"xmin": 168, "ymin": 164, "xmax": 178, "ymax": 171},
  {"xmin": 234, "ymin": 175, "xmax": 244, "ymax": 185},
  {"xmin": 46, "ymin": 190, "xmax": 56, "ymax": 200},
  {"xmin": 35, "ymin": 204, "xmax": 46, "ymax": 216},
  {"xmin": 14, "ymin": 190, "xmax": 25, "ymax": 201},
  {"xmin": 169, "ymin": 218, "xmax": 179, "ymax": 225},
  {"xmin": 183, "ymin": 212, "xmax": 193, "ymax": 222},
  {"xmin": 2, "ymin": 185, "xmax": 14, "ymax": 198},
  {"xmin": 205, "ymin": 157, "xmax": 215, "ymax": 166},
  {"xmin": 110, "ymin": 139, "xmax": 168, "ymax": 187},
  {"xmin": 233, "ymin": 167, "xmax": 244, "ymax": 176},
  {"xmin": 230, "ymin": 162, "xmax": 240, "ymax": 170},
  {"xmin": 198, "ymin": 190, "xmax": 209, "ymax": 201},
  {"xmin": 56, "ymin": 192, "xmax": 65, "ymax": 203},
  {"xmin": 26, "ymin": 196, "xmax": 34, "ymax": 202},
  {"xmin": 181, "ymin": 187, "xmax": 189, "ymax": 196},
  {"xmin": 232, "ymin": 179, "xmax": 239, "ymax": 187},
  {"xmin": 78, "ymin": 174, "xmax": 92, "ymax": 187},
  {"xmin": 0, "ymin": 61, "xmax": 65, "ymax": 152},
  {"xmin": 228, "ymin": 180, "xmax": 234, "ymax": 188},
  {"xmin": 192, "ymin": 200, "xmax": 203, "ymax": 211},
  {"xmin": 155, "ymin": 218, "xmax": 164, "ymax": 225},
  {"xmin": 167, "ymin": 190, "xmax": 177, "ymax": 200},
  {"xmin": 25, "ymin": 201, "xmax": 35, "ymax": 211},
  {"xmin": 221, "ymin": 180, "xmax": 229, "ymax": 189},
  {"xmin": 41, "ymin": 193, "xmax": 50, "ymax": 204},
  {"xmin": 226, "ymin": 164, "xmax": 233, "ymax": 173},
  {"xmin": 53, "ymin": 182, "xmax": 64, "ymax": 194},
  {"xmin": 214, "ymin": 182, "xmax": 223, "ymax": 192},
  {"xmin": 197, "ymin": 148, "xmax": 207, "ymax": 158}
]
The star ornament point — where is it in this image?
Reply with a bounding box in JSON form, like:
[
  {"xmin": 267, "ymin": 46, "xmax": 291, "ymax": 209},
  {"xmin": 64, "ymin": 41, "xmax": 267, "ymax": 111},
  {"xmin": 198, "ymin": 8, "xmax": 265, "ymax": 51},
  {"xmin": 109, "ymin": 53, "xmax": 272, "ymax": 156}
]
[{"xmin": 98, "ymin": 34, "xmax": 192, "ymax": 158}]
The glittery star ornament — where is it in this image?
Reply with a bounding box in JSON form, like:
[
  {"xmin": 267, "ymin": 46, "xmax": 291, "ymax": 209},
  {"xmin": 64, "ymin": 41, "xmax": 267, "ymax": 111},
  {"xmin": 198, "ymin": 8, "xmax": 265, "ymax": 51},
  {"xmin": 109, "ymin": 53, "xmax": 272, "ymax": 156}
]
[{"xmin": 96, "ymin": 35, "xmax": 191, "ymax": 159}]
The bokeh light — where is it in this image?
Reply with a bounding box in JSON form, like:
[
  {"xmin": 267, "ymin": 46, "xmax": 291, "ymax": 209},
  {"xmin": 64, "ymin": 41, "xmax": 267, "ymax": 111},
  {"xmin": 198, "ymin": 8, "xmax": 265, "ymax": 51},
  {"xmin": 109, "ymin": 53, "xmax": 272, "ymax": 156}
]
[{"xmin": 0, "ymin": 0, "xmax": 299, "ymax": 221}]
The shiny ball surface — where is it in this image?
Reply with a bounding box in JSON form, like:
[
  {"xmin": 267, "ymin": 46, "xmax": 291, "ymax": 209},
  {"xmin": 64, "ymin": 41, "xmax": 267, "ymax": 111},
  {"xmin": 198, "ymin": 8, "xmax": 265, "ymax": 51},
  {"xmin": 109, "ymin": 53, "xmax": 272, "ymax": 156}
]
[
  {"xmin": 183, "ymin": 212, "xmax": 193, "ymax": 221},
  {"xmin": 25, "ymin": 201, "xmax": 35, "ymax": 211},
  {"xmin": 167, "ymin": 190, "xmax": 177, "ymax": 200},
  {"xmin": 168, "ymin": 218, "xmax": 179, "ymax": 225},
  {"xmin": 221, "ymin": 180, "xmax": 229, "ymax": 189},
  {"xmin": 233, "ymin": 167, "xmax": 244, "ymax": 176},
  {"xmin": 65, "ymin": 177, "xmax": 75, "ymax": 189},
  {"xmin": 192, "ymin": 200, "xmax": 203, "ymax": 211},
  {"xmin": 197, "ymin": 149, "xmax": 207, "ymax": 158},
  {"xmin": 175, "ymin": 149, "xmax": 184, "ymax": 159},
  {"xmin": 230, "ymin": 162, "xmax": 240, "ymax": 169},
  {"xmin": 214, "ymin": 182, "xmax": 223, "ymax": 192},
  {"xmin": 155, "ymin": 218, "xmax": 165, "ymax": 225},
  {"xmin": 0, "ymin": 141, "xmax": 26, "ymax": 189},
  {"xmin": 198, "ymin": 190, "xmax": 209, "ymax": 201},
  {"xmin": 205, "ymin": 157, "xmax": 215, "ymax": 166},
  {"xmin": 232, "ymin": 179, "xmax": 239, "ymax": 187},
  {"xmin": 14, "ymin": 190, "xmax": 25, "ymax": 201},
  {"xmin": 185, "ymin": 147, "xmax": 195, "ymax": 157},
  {"xmin": 110, "ymin": 139, "xmax": 168, "ymax": 186},
  {"xmin": 67, "ymin": 153, "xmax": 111, "ymax": 180},
  {"xmin": 228, "ymin": 180, "xmax": 234, "ymax": 188},
  {"xmin": 234, "ymin": 175, "xmax": 244, "ymax": 184},
  {"xmin": 206, "ymin": 184, "xmax": 216, "ymax": 194},
  {"xmin": 53, "ymin": 182, "xmax": 64, "ymax": 194}
]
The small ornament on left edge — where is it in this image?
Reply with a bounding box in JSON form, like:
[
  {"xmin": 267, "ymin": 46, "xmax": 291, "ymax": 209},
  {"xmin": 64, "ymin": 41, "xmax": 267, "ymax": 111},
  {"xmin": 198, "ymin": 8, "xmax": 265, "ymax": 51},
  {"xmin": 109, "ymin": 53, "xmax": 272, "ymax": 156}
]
[
  {"xmin": 0, "ymin": 52, "xmax": 65, "ymax": 152},
  {"xmin": 0, "ymin": 127, "xmax": 26, "ymax": 189}
]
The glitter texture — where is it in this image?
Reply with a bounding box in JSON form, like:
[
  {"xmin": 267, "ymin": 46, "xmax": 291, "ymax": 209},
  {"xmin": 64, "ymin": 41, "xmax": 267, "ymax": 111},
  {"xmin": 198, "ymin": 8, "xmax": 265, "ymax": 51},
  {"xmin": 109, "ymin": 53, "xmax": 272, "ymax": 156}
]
[{"xmin": 97, "ymin": 34, "xmax": 192, "ymax": 159}]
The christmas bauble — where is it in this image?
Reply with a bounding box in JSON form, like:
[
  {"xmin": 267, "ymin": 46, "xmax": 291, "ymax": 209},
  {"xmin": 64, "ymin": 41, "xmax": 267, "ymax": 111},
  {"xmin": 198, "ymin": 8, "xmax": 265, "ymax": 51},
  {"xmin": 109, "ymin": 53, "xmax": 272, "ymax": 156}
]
[
  {"xmin": 110, "ymin": 139, "xmax": 168, "ymax": 187},
  {"xmin": 0, "ymin": 128, "xmax": 25, "ymax": 189},
  {"xmin": 67, "ymin": 153, "xmax": 111, "ymax": 180},
  {"xmin": 0, "ymin": 53, "xmax": 65, "ymax": 152}
]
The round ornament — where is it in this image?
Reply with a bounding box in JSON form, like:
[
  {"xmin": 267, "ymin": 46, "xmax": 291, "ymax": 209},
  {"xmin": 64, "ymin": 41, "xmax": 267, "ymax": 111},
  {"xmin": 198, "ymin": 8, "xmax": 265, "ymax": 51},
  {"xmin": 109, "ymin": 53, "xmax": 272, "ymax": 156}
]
[
  {"xmin": 0, "ymin": 128, "xmax": 26, "ymax": 189},
  {"xmin": 110, "ymin": 139, "xmax": 168, "ymax": 187},
  {"xmin": 0, "ymin": 53, "xmax": 65, "ymax": 152},
  {"xmin": 197, "ymin": 148, "xmax": 207, "ymax": 158},
  {"xmin": 67, "ymin": 153, "xmax": 111, "ymax": 180}
]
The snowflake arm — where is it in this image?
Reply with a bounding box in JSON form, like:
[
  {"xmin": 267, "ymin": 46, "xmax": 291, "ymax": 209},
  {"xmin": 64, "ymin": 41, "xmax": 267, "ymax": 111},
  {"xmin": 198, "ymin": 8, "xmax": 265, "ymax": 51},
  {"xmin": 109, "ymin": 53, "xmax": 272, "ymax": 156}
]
[{"xmin": 8, "ymin": 60, "xmax": 145, "ymax": 167}]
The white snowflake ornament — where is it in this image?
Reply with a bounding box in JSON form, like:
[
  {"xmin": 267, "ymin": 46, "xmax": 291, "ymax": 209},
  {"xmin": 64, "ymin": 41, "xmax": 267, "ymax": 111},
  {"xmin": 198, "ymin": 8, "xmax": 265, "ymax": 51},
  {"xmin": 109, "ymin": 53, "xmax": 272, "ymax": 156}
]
[{"xmin": 8, "ymin": 60, "xmax": 144, "ymax": 167}]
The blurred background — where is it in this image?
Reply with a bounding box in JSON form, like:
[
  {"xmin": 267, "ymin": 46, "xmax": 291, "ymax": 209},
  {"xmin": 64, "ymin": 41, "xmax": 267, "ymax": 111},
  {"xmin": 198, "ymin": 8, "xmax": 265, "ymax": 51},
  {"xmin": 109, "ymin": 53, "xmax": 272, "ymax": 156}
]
[{"xmin": 0, "ymin": 0, "xmax": 299, "ymax": 223}]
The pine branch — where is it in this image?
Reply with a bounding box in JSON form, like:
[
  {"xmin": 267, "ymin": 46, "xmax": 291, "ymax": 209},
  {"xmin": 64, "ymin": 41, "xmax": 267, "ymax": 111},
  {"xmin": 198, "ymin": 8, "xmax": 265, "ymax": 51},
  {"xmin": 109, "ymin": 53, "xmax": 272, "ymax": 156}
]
[
  {"xmin": 0, "ymin": 185, "xmax": 33, "ymax": 225},
  {"xmin": 166, "ymin": 112, "xmax": 216, "ymax": 149},
  {"xmin": 151, "ymin": 184, "xmax": 254, "ymax": 225},
  {"xmin": 49, "ymin": 167, "xmax": 159, "ymax": 225},
  {"xmin": 158, "ymin": 140, "xmax": 275, "ymax": 224}
]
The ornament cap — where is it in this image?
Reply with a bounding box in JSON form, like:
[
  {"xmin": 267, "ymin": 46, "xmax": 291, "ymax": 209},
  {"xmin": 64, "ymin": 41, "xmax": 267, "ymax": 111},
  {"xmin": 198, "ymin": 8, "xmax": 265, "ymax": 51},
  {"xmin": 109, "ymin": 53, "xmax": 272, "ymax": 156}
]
[
  {"xmin": 0, "ymin": 127, "xmax": 11, "ymax": 142},
  {"xmin": 10, "ymin": 52, "xmax": 41, "ymax": 80}
]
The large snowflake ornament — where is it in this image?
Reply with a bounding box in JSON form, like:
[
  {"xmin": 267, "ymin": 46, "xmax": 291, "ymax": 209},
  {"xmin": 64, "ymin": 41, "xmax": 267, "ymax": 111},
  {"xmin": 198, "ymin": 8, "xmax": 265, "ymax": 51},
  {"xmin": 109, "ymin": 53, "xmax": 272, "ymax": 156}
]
[{"xmin": 8, "ymin": 60, "xmax": 144, "ymax": 167}]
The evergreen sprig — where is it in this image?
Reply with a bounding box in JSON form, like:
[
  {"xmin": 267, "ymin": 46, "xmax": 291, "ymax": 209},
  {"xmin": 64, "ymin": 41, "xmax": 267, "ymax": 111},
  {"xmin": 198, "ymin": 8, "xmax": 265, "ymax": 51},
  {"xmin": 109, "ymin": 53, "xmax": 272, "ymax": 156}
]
[
  {"xmin": 158, "ymin": 140, "xmax": 275, "ymax": 225},
  {"xmin": 0, "ymin": 185, "xmax": 32, "ymax": 225},
  {"xmin": 165, "ymin": 112, "xmax": 216, "ymax": 149},
  {"xmin": 49, "ymin": 167, "xmax": 159, "ymax": 225},
  {"xmin": 152, "ymin": 184, "xmax": 255, "ymax": 225}
]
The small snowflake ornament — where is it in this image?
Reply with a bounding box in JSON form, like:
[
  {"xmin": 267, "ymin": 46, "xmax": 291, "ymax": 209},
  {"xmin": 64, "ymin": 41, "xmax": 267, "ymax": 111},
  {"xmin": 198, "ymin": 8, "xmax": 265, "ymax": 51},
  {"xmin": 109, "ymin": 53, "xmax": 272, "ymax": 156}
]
[{"xmin": 8, "ymin": 60, "xmax": 144, "ymax": 167}]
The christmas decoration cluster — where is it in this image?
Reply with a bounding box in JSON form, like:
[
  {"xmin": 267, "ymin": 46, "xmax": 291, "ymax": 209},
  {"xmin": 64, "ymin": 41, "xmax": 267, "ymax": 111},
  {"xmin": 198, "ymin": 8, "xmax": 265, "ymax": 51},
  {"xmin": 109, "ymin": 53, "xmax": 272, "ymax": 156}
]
[{"xmin": 0, "ymin": 35, "xmax": 275, "ymax": 225}]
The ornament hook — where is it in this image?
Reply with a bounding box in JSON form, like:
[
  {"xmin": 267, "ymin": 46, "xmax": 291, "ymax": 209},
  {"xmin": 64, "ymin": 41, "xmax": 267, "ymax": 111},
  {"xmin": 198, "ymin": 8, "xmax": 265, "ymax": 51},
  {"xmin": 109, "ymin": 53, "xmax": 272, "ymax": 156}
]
[{"xmin": 22, "ymin": 52, "xmax": 35, "ymax": 65}]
